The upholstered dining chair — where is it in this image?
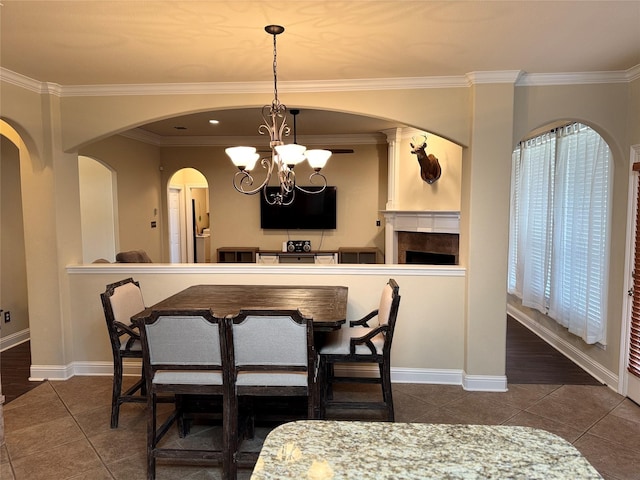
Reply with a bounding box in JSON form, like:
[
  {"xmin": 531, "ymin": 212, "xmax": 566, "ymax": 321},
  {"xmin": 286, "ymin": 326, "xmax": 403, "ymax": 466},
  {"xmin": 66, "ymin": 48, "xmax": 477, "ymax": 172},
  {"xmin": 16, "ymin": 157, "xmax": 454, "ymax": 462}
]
[
  {"xmin": 318, "ymin": 278, "xmax": 401, "ymax": 421},
  {"xmin": 100, "ymin": 277, "xmax": 147, "ymax": 428},
  {"xmin": 225, "ymin": 309, "xmax": 317, "ymax": 474},
  {"xmin": 134, "ymin": 309, "xmax": 232, "ymax": 480}
]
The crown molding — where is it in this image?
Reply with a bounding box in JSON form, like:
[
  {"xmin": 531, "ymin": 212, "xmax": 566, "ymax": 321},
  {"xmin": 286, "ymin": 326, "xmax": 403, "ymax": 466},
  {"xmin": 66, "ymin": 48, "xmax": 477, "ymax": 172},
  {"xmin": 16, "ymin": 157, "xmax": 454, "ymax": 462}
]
[
  {"xmin": 466, "ymin": 71, "xmax": 524, "ymax": 85},
  {"xmin": 2, "ymin": 66, "xmax": 638, "ymax": 98},
  {"xmin": 120, "ymin": 128, "xmax": 386, "ymax": 147},
  {"xmin": 516, "ymin": 66, "xmax": 639, "ymax": 86}
]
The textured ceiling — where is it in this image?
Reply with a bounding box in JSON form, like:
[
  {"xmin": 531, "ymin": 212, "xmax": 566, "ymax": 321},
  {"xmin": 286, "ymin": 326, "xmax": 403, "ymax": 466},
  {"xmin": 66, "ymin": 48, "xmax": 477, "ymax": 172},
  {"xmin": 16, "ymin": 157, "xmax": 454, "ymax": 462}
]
[{"xmin": 2, "ymin": 0, "xmax": 639, "ymax": 137}]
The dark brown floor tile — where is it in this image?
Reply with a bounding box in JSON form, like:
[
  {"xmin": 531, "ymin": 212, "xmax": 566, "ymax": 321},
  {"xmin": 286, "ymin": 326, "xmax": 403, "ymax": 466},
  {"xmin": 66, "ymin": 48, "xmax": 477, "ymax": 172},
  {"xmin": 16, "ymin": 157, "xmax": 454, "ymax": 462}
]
[
  {"xmin": 10, "ymin": 438, "xmax": 104, "ymax": 480},
  {"xmin": 1, "ymin": 460, "xmax": 15, "ymax": 480},
  {"xmin": 501, "ymin": 383, "xmax": 561, "ymax": 409},
  {"xmin": 587, "ymin": 413, "xmax": 640, "ymax": 449},
  {"xmin": 104, "ymin": 452, "xmax": 147, "ymax": 480},
  {"xmin": 393, "ymin": 383, "xmax": 469, "ymax": 407},
  {"xmin": 393, "ymin": 390, "xmax": 438, "ymax": 423},
  {"xmin": 2, "ymin": 382, "xmax": 57, "ymax": 411},
  {"xmin": 2, "ymin": 396, "xmax": 69, "ymax": 432},
  {"xmin": 526, "ymin": 385, "xmax": 622, "ymax": 432},
  {"xmin": 440, "ymin": 391, "xmax": 523, "ymax": 424},
  {"xmin": 574, "ymin": 433, "xmax": 640, "ymax": 480},
  {"xmin": 88, "ymin": 424, "xmax": 147, "ymax": 464},
  {"xmin": 503, "ymin": 410, "xmax": 584, "ymax": 443},
  {"xmin": 66, "ymin": 465, "xmax": 115, "ymax": 480},
  {"xmin": 1, "ymin": 444, "xmax": 9, "ymax": 464},
  {"xmin": 4, "ymin": 415, "xmax": 85, "ymax": 460},
  {"xmin": 50, "ymin": 376, "xmax": 114, "ymax": 415},
  {"xmin": 74, "ymin": 402, "xmax": 146, "ymax": 437},
  {"xmin": 610, "ymin": 398, "xmax": 640, "ymax": 424}
]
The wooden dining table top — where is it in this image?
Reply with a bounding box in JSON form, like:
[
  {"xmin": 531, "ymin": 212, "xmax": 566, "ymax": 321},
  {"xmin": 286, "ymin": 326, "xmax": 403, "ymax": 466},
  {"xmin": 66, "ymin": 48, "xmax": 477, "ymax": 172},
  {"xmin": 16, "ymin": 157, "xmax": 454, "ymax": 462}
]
[{"xmin": 134, "ymin": 284, "xmax": 348, "ymax": 330}]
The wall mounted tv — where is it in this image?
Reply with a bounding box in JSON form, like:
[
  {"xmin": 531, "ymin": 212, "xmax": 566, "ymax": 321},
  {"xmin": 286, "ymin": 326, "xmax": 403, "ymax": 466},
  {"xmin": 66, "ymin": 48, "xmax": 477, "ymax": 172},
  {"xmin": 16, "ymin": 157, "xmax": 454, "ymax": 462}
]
[{"xmin": 260, "ymin": 186, "xmax": 337, "ymax": 230}]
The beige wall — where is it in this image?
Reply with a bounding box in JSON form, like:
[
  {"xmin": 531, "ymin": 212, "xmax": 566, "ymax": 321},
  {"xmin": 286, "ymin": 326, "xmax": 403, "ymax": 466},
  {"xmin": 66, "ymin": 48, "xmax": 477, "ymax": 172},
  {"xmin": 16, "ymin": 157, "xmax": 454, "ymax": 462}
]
[
  {"xmin": 0, "ymin": 134, "xmax": 29, "ymax": 341},
  {"xmin": 2, "ymin": 73, "xmax": 638, "ymax": 390},
  {"xmin": 67, "ymin": 266, "xmax": 466, "ymax": 374},
  {"xmin": 159, "ymin": 142, "xmax": 388, "ymax": 257},
  {"xmin": 397, "ymin": 130, "xmax": 462, "ymax": 211},
  {"xmin": 80, "ymin": 135, "xmax": 163, "ymax": 262}
]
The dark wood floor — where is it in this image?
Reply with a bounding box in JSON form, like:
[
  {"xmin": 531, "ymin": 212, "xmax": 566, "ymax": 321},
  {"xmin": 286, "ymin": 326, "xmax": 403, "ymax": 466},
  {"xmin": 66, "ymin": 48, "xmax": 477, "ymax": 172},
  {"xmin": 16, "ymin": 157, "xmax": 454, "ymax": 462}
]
[
  {"xmin": 1, "ymin": 341, "xmax": 44, "ymax": 403},
  {"xmin": 506, "ymin": 316, "xmax": 601, "ymax": 385},
  {"xmin": 0, "ymin": 317, "xmax": 600, "ymax": 404}
]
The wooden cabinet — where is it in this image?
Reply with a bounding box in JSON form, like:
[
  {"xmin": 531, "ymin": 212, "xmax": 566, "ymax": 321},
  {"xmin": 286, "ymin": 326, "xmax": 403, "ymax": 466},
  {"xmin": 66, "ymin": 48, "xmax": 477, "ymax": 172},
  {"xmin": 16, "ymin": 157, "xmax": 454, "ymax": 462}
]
[
  {"xmin": 338, "ymin": 247, "xmax": 381, "ymax": 264},
  {"xmin": 217, "ymin": 247, "xmax": 258, "ymax": 263},
  {"xmin": 219, "ymin": 247, "xmax": 380, "ymax": 264}
]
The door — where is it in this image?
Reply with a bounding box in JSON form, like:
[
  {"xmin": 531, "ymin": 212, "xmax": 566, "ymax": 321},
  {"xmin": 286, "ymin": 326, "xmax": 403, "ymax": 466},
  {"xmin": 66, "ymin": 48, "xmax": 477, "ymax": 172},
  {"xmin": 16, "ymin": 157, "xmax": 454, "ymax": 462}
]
[
  {"xmin": 624, "ymin": 146, "xmax": 640, "ymax": 403},
  {"xmin": 168, "ymin": 187, "xmax": 185, "ymax": 263}
]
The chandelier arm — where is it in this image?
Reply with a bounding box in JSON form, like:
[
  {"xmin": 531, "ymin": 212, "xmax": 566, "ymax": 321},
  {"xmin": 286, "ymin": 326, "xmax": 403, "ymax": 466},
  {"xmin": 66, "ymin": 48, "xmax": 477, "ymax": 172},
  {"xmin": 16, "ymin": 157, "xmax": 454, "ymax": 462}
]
[
  {"xmin": 295, "ymin": 172, "xmax": 328, "ymax": 194},
  {"xmin": 232, "ymin": 156, "xmax": 275, "ymax": 195}
]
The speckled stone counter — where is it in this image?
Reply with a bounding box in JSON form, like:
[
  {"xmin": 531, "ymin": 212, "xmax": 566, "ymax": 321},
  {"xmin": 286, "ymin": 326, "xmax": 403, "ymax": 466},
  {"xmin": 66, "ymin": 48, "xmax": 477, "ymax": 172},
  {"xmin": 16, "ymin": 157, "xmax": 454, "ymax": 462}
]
[{"xmin": 251, "ymin": 420, "xmax": 602, "ymax": 479}]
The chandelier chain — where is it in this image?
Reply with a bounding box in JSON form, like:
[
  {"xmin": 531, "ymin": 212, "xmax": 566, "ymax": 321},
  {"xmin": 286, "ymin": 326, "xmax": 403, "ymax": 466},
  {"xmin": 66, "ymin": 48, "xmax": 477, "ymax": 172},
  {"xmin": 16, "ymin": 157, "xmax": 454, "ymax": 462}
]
[{"xmin": 272, "ymin": 32, "xmax": 279, "ymax": 109}]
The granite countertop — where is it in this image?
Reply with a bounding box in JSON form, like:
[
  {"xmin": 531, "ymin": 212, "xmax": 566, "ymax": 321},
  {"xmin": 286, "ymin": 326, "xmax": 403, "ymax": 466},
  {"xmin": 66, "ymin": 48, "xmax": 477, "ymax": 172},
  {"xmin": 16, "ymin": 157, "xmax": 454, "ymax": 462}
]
[{"xmin": 251, "ymin": 420, "xmax": 602, "ymax": 480}]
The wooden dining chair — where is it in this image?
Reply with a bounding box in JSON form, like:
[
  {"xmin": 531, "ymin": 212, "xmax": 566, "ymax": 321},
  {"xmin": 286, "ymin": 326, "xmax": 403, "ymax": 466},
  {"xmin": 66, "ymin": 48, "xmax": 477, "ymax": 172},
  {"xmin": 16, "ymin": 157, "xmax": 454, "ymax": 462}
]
[
  {"xmin": 100, "ymin": 277, "xmax": 147, "ymax": 428},
  {"xmin": 225, "ymin": 309, "xmax": 317, "ymax": 474},
  {"xmin": 133, "ymin": 309, "xmax": 233, "ymax": 480},
  {"xmin": 318, "ymin": 278, "xmax": 401, "ymax": 421}
]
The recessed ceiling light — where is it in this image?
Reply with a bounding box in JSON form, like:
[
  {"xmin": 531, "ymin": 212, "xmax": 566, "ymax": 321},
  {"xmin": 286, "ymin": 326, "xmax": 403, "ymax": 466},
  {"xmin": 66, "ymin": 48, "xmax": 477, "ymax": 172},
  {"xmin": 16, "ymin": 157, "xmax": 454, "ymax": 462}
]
[{"xmin": 209, "ymin": 120, "xmax": 219, "ymax": 125}]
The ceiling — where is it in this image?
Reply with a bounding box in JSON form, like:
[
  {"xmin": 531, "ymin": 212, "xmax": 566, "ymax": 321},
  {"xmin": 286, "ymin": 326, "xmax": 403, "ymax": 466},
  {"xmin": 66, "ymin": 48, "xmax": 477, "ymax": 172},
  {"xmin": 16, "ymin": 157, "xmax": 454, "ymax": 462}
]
[{"xmin": 2, "ymin": 0, "xmax": 639, "ymax": 138}]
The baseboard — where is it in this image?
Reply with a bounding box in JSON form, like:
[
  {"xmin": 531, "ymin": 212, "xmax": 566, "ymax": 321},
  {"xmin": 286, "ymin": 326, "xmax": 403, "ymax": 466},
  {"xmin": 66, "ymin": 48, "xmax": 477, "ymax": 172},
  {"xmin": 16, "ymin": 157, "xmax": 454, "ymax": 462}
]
[
  {"xmin": 507, "ymin": 304, "xmax": 618, "ymax": 389},
  {"xmin": 334, "ymin": 365, "xmax": 506, "ymax": 391},
  {"xmin": 0, "ymin": 328, "xmax": 30, "ymax": 352},
  {"xmin": 30, "ymin": 360, "xmax": 142, "ymax": 381},
  {"xmin": 29, "ymin": 360, "xmax": 507, "ymax": 391}
]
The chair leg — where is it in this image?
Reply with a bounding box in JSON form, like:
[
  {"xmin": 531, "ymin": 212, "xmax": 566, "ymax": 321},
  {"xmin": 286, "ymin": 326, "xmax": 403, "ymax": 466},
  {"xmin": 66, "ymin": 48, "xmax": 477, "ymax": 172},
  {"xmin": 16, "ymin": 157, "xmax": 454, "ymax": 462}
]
[
  {"xmin": 380, "ymin": 363, "xmax": 394, "ymax": 422},
  {"xmin": 147, "ymin": 393, "xmax": 157, "ymax": 480},
  {"xmin": 111, "ymin": 359, "xmax": 123, "ymax": 428},
  {"xmin": 223, "ymin": 392, "xmax": 238, "ymax": 480}
]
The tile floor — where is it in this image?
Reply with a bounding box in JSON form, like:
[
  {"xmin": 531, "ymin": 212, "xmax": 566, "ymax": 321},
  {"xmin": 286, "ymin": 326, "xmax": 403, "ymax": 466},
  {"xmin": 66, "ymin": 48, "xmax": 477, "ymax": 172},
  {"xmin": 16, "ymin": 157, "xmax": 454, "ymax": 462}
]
[{"xmin": 2, "ymin": 376, "xmax": 640, "ymax": 479}]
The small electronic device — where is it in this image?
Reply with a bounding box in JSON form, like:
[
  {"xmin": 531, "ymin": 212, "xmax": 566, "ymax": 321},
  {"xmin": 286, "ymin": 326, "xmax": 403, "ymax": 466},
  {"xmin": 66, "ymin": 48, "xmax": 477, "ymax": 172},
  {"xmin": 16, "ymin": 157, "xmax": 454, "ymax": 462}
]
[{"xmin": 287, "ymin": 240, "xmax": 311, "ymax": 253}]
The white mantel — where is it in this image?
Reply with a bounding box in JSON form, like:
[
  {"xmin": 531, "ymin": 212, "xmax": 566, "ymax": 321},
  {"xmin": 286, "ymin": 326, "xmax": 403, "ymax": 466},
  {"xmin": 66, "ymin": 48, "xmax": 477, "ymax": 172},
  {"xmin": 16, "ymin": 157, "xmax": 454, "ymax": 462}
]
[{"xmin": 382, "ymin": 210, "xmax": 460, "ymax": 264}]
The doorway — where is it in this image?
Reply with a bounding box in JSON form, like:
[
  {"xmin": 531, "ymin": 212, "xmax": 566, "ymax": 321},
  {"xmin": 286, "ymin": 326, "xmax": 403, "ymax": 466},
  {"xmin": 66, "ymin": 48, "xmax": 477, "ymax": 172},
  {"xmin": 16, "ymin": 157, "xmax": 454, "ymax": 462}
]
[{"xmin": 167, "ymin": 168, "xmax": 209, "ymax": 263}]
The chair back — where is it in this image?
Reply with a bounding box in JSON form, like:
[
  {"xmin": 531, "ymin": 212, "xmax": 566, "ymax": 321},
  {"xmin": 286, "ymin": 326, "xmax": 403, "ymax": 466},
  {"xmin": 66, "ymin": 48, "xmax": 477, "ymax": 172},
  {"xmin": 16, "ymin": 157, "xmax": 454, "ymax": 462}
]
[
  {"xmin": 228, "ymin": 309, "xmax": 315, "ymax": 387},
  {"xmin": 380, "ymin": 279, "xmax": 401, "ymax": 353},
  {"xmin": 102, "ymin": 277, "xmax": 145, "ymax": 327},
  {"xmin": 136, "ymin": 309, "xmax": 224, "ymax": 370}
]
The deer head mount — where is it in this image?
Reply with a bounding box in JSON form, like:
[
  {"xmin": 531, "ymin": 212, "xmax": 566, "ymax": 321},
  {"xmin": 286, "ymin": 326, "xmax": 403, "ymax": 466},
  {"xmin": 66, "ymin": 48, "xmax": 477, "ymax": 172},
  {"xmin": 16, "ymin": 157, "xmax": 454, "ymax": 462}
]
[{"xmin": 410, "ymin": 135, "xmax": 441, "ymax": 184}]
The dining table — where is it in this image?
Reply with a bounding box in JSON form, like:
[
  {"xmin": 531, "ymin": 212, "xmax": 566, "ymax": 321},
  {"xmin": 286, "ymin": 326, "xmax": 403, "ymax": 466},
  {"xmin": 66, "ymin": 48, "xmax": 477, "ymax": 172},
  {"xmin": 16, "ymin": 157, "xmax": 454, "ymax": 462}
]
[
  {"xmin": 250, "ymin": 420, "xmax": 603, "ymax": 479},
  {"xmin": 132, "ymin": 284, "xmax": 348, "ymax": 331}
]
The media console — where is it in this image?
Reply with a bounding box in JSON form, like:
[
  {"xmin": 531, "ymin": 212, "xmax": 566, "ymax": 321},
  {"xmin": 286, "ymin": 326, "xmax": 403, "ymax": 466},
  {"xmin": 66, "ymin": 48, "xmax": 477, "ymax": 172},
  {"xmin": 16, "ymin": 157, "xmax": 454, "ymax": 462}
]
[{"xmin": 217, "ymin": 247, "xmax": 381, "ymax": 264}]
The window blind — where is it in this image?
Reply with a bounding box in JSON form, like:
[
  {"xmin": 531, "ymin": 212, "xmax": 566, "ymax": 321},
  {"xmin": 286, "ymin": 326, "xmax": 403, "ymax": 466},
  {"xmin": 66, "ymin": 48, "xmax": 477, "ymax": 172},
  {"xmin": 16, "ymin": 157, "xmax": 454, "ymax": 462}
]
[{"xmin": 628, "ymin": 165, "xmax": 640, "ymax": 377}]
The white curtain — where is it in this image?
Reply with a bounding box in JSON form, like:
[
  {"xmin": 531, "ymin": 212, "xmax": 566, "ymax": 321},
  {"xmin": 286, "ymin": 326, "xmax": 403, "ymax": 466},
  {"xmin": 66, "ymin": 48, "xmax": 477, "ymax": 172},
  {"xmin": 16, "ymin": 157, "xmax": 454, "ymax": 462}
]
[
  {"xmin": 514, "ymin": 133, "xmax": 556, "ymax": 313},
  {"xmin": 508, "ymin": 123, "xmax": 611, "ymax": 345},
  {"xmin": 548, "ymin": 124, "xmax": 611, "ymax": 344}
]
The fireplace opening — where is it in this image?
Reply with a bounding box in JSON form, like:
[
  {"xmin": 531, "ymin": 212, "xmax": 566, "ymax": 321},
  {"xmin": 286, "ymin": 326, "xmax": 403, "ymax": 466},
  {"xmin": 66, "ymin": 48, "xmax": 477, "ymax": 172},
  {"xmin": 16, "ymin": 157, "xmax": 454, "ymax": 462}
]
[{"xmin": 406, "ymin": 250, "xmax": 456, "ymax": 265}]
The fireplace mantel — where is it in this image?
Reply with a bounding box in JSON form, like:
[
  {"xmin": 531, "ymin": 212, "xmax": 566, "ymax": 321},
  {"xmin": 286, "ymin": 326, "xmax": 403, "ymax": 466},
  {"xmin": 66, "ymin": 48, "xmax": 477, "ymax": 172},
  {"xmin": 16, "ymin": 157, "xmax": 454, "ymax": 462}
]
[{"xmin": 381, "ymin": 211, "xmax": 460, "ymax": 264}]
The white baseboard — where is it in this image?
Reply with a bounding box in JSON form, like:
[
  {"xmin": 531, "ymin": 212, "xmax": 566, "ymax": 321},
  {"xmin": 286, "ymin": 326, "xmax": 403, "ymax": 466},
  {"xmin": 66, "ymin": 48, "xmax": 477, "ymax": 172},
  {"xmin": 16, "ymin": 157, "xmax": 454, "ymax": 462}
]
[
  {"xmin": 0, "ymin": 329, "xmax": 30, "ymax": 352},
  {"xmin": 30, "ymin": 360, "xmax": 506, "ymax": 391},
  {"xmin": 507, "ymin": 304, "xmax": 618, "ymax": 389},
  {"xmin": 30, "ymin": 360, "xmax": 142, "ymax": 381},
  {"xmin": 332, "ymin": 365, "xmax": 506, "ymax": 391}
]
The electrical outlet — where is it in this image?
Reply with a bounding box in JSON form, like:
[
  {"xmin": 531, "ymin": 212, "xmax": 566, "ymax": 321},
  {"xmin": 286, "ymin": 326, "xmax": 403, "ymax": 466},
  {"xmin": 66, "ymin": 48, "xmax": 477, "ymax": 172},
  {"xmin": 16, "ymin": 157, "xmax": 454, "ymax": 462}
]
[{"xmin": 4, "ymin": 311, "xmax": 10, "ymax": 323}]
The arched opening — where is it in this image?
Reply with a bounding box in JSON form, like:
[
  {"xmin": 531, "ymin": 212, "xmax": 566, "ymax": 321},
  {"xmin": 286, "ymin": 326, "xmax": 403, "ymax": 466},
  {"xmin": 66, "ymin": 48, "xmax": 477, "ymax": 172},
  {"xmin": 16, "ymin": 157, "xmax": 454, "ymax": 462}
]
[
  {"xmin": 167, "ymin": 168, "xmax": 209, "ymax": 263},
  {"xmin": 78, "ymin": 155, "xmax": 118, "ymax": 263}
]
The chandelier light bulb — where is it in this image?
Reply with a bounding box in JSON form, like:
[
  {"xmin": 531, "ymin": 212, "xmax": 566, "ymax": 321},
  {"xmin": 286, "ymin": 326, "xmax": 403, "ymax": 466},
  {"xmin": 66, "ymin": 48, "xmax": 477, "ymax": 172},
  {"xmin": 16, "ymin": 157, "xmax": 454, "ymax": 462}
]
[{"xmin": 305, "ymin": 149, "xmax": 332, "ymax": 170}]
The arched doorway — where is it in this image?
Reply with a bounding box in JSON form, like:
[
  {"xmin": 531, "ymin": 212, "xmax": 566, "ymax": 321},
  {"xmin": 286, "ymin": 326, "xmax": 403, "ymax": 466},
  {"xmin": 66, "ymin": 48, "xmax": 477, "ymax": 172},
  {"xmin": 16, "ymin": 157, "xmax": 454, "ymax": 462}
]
[
  {"xmin": 167, "ymin": 168, "xmax": 209, "ymax": 263},
  {"xmin": 78, "ymin": 155, "xmax": 118, "ymax": 263}
]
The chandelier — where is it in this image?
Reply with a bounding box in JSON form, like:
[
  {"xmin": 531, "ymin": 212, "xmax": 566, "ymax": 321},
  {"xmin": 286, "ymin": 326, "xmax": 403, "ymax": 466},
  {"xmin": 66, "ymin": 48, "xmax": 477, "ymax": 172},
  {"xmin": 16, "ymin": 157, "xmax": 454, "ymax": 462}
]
[{"xmin": 225, "ymin": 25, "xmax": 331, "ymax": 206}]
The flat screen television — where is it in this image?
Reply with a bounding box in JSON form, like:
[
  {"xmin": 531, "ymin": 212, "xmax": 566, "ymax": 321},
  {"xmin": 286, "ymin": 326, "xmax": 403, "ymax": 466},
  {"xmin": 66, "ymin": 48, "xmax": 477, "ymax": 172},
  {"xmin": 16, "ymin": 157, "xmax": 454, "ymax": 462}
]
[{"xmin": 260, "ymin": 186, "xmax": 337, "ymax": 230}]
